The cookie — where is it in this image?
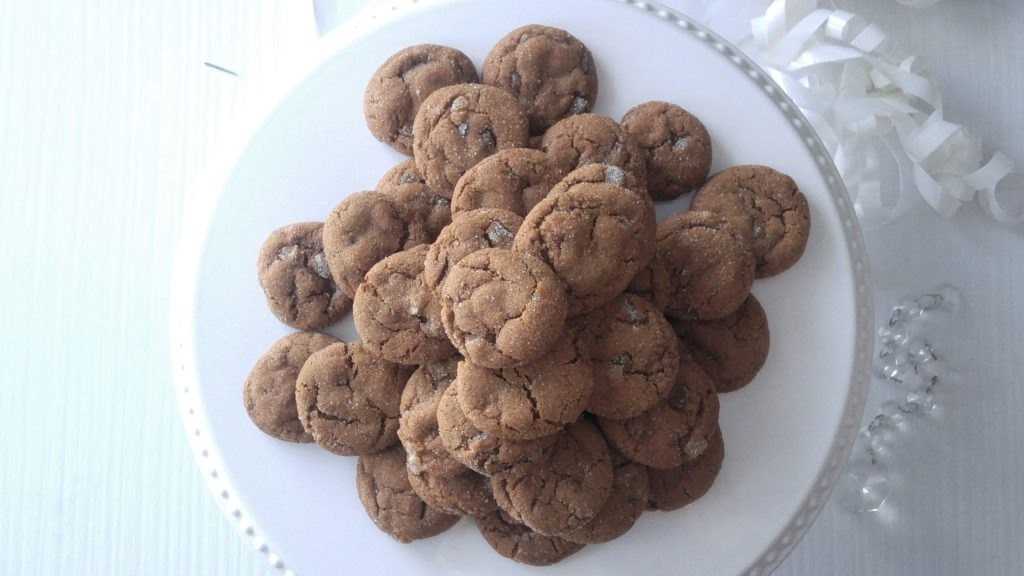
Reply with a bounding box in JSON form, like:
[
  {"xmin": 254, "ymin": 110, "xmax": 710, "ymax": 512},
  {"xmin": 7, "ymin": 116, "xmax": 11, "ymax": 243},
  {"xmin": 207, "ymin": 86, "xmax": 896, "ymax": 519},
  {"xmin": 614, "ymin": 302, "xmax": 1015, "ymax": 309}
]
[
  {"xmin": 476, "ymin": 509, "xmax": 584, "ymax": 566},
  {"xmin": 397, "ymin": 359, "xmax": 464, "ymax": 477},
  {"xmin": 558, "ymin": 456, "xmax": 649, "ymax": 544},
  {"xmin": 625, "ymin": 251, "xmax": 670, "ymax": 312},
  {"xmin": 656, "ymin": 210, "xmax": 754, "ymax": 321},
  {"xmin": 412, "ymin": 83, "xmax": 529, "ymax": 197},
  {"xmin": 356, "ymin": 445, "xmax": 460, "ymax": 543},
  {"xmin": 423, "ymin": 208, "xmax": 524, "ymax": 294},
  {"xmin": 364, "ymin": 44, "xmax": 479, "ymax": 156},
  {"xmin": 440, "ymin": 248, "xmax": 566, "ymax": 369},
  {"xmin": 598, "ymin": 349, "xmax": 720, "ymax": 469},
  {"xmin": 257, "ymin": 222, "xmax": 351, "ymax": 330},
  {"xmin": 513, "ymin": 182, "xmax": 655, "ymax": 316},
  {"xmin": 450, "ymin": 148, "xmax": 557, "ymax": 218},
  {"xmin": 323, "ymin": 191, "xmax": 429, "ymax": 298},
  {"xmin": 436, "ymin": 378, "xmax": 558, "ymax": 476},
  {"xmin": 376, "ymin": 160, "xmax": 452, "ymax": 238},
  {"xmin": 295, "ymin": 342, "xmax": 412, "ymax": 455},
  {"xmin": 539, "ymin": 114, "xmax": 647, "ymax": 185},
  {"xmin": 620, "ymin": 101, "xmax": 712, "ymax": 201},
  {"xmin": 690, "ymin": 165, "xmax": 811, "ymax": 277},
  {"xmin": 456, "ymin": 332, "xmax": 592, "ymax": 441},
  {"xmin": 243, "ymin": 332, "xmax": 339, "ymax": 443},
  {"xmin": 482, "ymin": 24, "xmax": 598, "ymax": 134},
  {"xmin": 672, "ymin": 294, "xmax": 770, "ymax": 393},
  {"xmin": 407, "ymin": 466, "xmax": 498, "ymax": 518},
  {"xmin": 353, "ymin": 244, "xmax": 455, "ymax": 365},
  {"xmin": 648, "ymin": 426, "xmax": 725, "ymax": 511},
  {"xmin": 491, "ymin": 420, "xmax": 613, "ymax": 535},
  {"xmin": 581, "ymin": 294, "xmax": 679, "ymax": 420},
  {"xmin": 549, "ymin": 162, "xmax": 647, "ymax": 199}
]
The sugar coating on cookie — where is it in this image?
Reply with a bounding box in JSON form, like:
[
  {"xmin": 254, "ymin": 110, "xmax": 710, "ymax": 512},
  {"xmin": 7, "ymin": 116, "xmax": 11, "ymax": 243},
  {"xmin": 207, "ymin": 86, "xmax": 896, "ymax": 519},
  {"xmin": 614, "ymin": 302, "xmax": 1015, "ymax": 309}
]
[
  {"xmin": 557, "ymin": 456, "xmax": 649, "ymax": 545},
  {"xmin": 476, "ymin": 509, "xmax": 584, "ymax": 566},
  {"xmin": 482, "ymin": 24, "xmax": 598, "ymax": 135},
  {"xmin": 407, "ymin": 466, "xmax": 498, "ymax": 518},
  {"xmin": 412, "ymin": 83, "xmax": 529, "ymax": 196},
  {"xmin": 364, "ymin": 44, "xmax": 479, "ymax": 156},
  {"xmin": 397, "ymin": 358, "xmax": 464, "ymax": 477},
  {"xmin": 243, "ymin": 332, "xmax": 339, "ymax": 443},
  {"xmin": 549, "ymin": 162, "xmax": 648, "ymax": 200},
  {"xmin": 295, "ymin": 342, "xmax": 412, "ymax": 456},
  {"xmin": 620, "ymin": 101, "xmax": 712, "ymax": 201},
  {"xmin": 691, "ymin": 164, "xmax": 810, "ymax": 277},
  {"xmin": 257, "ymin": 222, "xmax": 351, "ymax": 330},
  {"xmin": 450, "ymin": 148, "xmax": 557, "ymax": 218},
  {"xmin": 540, "ymin": 114, "xmax": 647, "ymax": 185},
  {"xmin": 356, "ymin": 445, "xmax": 460, "ymax": 543},
  {"xmin": 625, "ymin": 251, "xmax": 670, "ymax": 312},
  {"xmin": 423, "ymin": 208, "xmax": 524, "ymax": 295},
  {"xmin": 656, "ymin": 210, "xmax": 754, "ymax": 321},
  {"xmin": 440, "ymin": 248, "xmax": 567, "ymax": 369},
  {"xmin": 376, "ymin": 160, "xmax": 452, "ymax": 239},
  {"xmin": 647, "ymin": 426, "xmax": 725, "ymax": 511}
]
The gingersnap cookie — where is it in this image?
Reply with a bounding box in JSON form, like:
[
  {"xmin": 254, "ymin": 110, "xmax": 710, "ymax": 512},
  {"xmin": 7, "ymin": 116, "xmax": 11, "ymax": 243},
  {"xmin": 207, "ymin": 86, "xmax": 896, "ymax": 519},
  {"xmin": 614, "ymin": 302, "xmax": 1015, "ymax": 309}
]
[
  {"xmin": 440, "ymin": 248, "xmax": 567, "ymax": 369},
  {"xmin": 450, "ymin": 148, "xmax": 557, "ymax": 218},
  {"xmin": 397, "ymin": 359, "xmax": 464, "ymax": 477},
  {"xmin": 476, "ymin": 509, "xmax": 584, "ymax": 566},
  {"xmin": 436, "ymin": 382, "xmax": 557, "ymax": 476},
  {"xmin": 620, "ymin": 101, "xmax": 712, "ymax": 201},
  {"xmin": 549, "ymin": 162, "xmax": 648, "ymax": 199},
  {"xmin": 295, "ymin": 342, "xmax": 412, "ymax": 455},
  {"xmin": 626, "ymin": 251, "xmax": 670, "ymax": 312},
  {"xmin": 581, "ymin": 294, "xmax": 679, "ymax": 420},
  {"xmin": 257, "ymin": 222, "xmax": 351, "ymax": 330},
  {"xmin": 598, "ymin": 349, "xmax": 720, "ymax": 469},
  {"xmin": 513, "ymin": 182, "xmax": 656, "ymax": 316},
  {"xmin": 648, "ymin": 426, "xmax": 725, "ymax": 511},
  {"xmin": 558, "ymin": 456, "xmax": 649, "ymax": 544},
  {"xmin": 243, "ymin": 332, "xmax": 339, "ymax": 443},
  {"xmin": 376, "ymin": 160, "xmax": 452, "ymax": 238},
  {"xmin": 456, "ymin": 332, "xmax": 592, "ymax": 441},
  {"xmin": 353, "ymin": 244, "xmax": 455, "ymax": 365},
  {"xmin": 482, "ymin": 24, "xmax": 598, "ymax": 135},
  {"xmin": 323, "ymin": 191, "xmax": 429, "ymax": 298},
  {"xmin": 412, "ymin": 83, "xmax": 529, "ymax": 196},
  {"xmin": 539, "ymin": 114, "xmax": 647, "ymax": 185},
  {"xmin": 356, "ymin": 445, "xmax": 460, "ymax": 543},
  {"xmin": 423, "ymin": 208, "xmax": 524, "ymax": 294},
  {"xmin": 690, "ymin": 164, "xmax": 811, "ymax": 277},
  {"xmin": 491, "ymin": 420, "xmax": 613, "ymax": 535},
  {"xmin": 656, "ymin": 210, "xmax": 754, "ymax": 321},
  {"xmin": 672, "ymin": 294, "xmax": 770, "ymax": 393},
  {"xmin": 407, "ymin": 466, "xmax": 498, "ymax": 518},
  {"xmin": 364, "ymin": 44, "xmax": 479, "ymax": 156}
]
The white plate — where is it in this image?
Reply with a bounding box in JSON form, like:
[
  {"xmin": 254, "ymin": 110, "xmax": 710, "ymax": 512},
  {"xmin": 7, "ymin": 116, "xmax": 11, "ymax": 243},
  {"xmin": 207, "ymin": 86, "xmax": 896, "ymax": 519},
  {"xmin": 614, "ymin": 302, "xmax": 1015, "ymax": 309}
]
[{"xmin": 171, "ymin": 1, "xmax": 873, "ymax": 575}]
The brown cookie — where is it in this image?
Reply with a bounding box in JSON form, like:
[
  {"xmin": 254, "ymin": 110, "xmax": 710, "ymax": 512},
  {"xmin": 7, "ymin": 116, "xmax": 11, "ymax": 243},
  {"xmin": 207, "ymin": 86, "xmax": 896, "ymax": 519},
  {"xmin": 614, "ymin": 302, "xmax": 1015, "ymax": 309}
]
[
  {"xmin": 257, "ymin": 222, "xmax": 351, "ymax": 330},
  {"xmin": 691, "ymin": 165, "xmax": 811, "ymax": 277},
  {"xmin": 456, "ymin": 333, "xmax": 592, "ymax": 441},
  {"xmin": 364, "ymin": 44, "xmax": 478, "ymax": 156},
  {"xmin": 580, "ymin": 294, "xmax": 679, "ymax": 420},
  {"xmin": 620, "ymin": 101, "xmax": 712, "ymax": 200},
  {"xmin": 412, "ymin": 83, "xmax": 529, "ymax": 197},
  {"xmin": 436, "ymin": 380, "xmax": 558, "ymax": 477},
  {"xmin": 423, "ymin": 208, "xmax": 524, "ymax": 294},
  {"xmin": 440, "ymin": 248, "xmax": 566, "ymax": 369},
  {"xmin": 397, "ymin": 359, "xmax": 464, "ymax": 477},
  {"xmin": 625, "ymin": 251, "xmax": 670, "ymax": 312},
  {"xmin": 243, "ymin": 332, "xmax": 339, "ymax": 443},
  {"xmin": 656, "ymin": 210, "xmax": 754, "ymax": 321},
  {"xmin": 672, "ymin": 294, "xmax": 770, "ymax": 393},
  {"xmin": 353, "ymin": 245, "xmax": 455, "ymax": 365},
  {"xmin": 376, "ymin": 160, "xmax": 452, "ymax": 238},
  {"xmin": 476, "ymin": 509, "xmax": 584, "ymax": 566},
  {"xmin": 549, "ymin": 162, "xmax": 648, "ymax": 199},
  {"xmin": 491, "ymin": 420, "xmax": 613, "ymax": 535},
  {"xmin": 558, "ymin": 456, "xmax": 649, "ymax": 544},
  {"xmin": 295, "ymin": 342, "xmax": 412, "ymax": 455},
  {"xmin": 407, "ymin": 466, "xmax": 498, "ymax": 518},
  {"xmin": 648, "ymin": 426, "xmax": 725, "ymax": 511},
  {"xmin": 450, "ymin": 148, "xmax": 557, "ymax": 218},
  {"xmin": 540, "ymin": 114, "xmax": 647, "ymax": 185},
  {"xmin": 598, "ymin": 349, "xmax": 720, "ymax": 469},
  {"xmin": 513, "ymin": 182, "xmax": 655, "ymax": 316},
  {"xmin": 323, "ymin": 191, "xmax": 429, "ymax": 298},
  {"xmin": 356, "ymin": 445, "xmax": 460, "ymax": 543},
  {"xmin": 482, "ymin": 24, "xmax": 598, "ymax": 135}
]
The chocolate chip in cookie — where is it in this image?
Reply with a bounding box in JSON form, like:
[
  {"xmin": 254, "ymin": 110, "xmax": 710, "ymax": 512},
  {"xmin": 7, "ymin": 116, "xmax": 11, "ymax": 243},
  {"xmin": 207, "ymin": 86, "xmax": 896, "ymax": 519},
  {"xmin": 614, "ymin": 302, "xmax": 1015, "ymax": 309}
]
[{"xmin": 423, "ymin": 208, "xmax": 524, "ymax": 295}]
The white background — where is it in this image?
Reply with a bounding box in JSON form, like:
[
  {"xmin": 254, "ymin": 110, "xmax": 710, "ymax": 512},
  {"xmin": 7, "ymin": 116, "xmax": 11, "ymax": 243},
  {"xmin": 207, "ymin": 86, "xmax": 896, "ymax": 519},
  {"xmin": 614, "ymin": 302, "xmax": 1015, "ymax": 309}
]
[{"xmin": 1, "ymin": 0, "xmax": 1022, "ymax": 575}]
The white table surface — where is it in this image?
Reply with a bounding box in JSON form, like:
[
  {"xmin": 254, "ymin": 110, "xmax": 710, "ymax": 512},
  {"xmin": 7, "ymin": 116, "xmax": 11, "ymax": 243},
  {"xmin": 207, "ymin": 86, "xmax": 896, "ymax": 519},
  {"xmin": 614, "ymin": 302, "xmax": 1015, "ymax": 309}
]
[{"xmin": 1, "ymin": 1, "xmax": 1022, "ymax": 575}]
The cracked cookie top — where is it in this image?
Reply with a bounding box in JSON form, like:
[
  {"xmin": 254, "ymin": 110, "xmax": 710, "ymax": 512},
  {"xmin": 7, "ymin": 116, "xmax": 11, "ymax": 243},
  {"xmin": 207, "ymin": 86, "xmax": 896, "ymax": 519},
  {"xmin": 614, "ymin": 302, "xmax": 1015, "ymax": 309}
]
[
  {"xmin": 620, "ymin": 101, "xmax": 712, "ymax": 201},
  {"xmin": 397, "ymin": 358, "xmax": 464, "ymax": 477},
  {"xmin": 539, "ymin": 114, "xmax": 647, "ymax": 186},
  {"xmin": 647, "ymin": 426, "xmax": 725, "ymax": 511},
  {"xmin": 476, "ymin": 509, "xmax": 584, "ymax": 566},
  {"xmin": 424, "ymin": 208, "xmax": 524, "ymax": 295},
  {"xmin": 557, "ymin": 454, "xmax": 649, "ymax": 545},
  {"xmin": 450, "ymin": 148, "xmax": 557, "ymax": 218},
  {"xmin": 376, "ymin": 159, "xmax": 452, "ymax": 239}
]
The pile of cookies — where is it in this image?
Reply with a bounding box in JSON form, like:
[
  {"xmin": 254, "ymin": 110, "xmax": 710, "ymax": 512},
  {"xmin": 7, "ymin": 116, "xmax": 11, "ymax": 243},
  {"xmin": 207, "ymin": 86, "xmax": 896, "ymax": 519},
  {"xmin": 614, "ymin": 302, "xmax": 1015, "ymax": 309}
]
[{"xmin": 242, "ymin": 24, "xmax": 810, "ymax": 566}]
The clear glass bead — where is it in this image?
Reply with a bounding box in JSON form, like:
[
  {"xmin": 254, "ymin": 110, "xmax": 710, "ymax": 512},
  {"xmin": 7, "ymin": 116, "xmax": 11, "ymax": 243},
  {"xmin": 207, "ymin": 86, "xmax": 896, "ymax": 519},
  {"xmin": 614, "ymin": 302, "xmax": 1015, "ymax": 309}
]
[
  {"xmin": 878, "ymin": 324, "xmax": 909, "ymax": 346},
  {"xmin": 881, "ymin": 400, "xmax": 906, "ymax": 427},
  {"xmin": 907, "ymin": 390, "xmax": 937, "ymax": 414},
  {"xmin": 916, "ymin": 357, "xmax": 949, "ymax": 384},
  {"xmin": 889, "ymin": 296, "xmax": 923, "ymax": 326},
  {"xmin": 837, "ymin": 455, "xmax": 890, "ymax": 513},
  {"xmin": 905, "ymin": 336, "xmax": 936, "ymax": 364},
  {"xmin": 915, "ymin": 293, "xmax": 943, "ymax": 313}
]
